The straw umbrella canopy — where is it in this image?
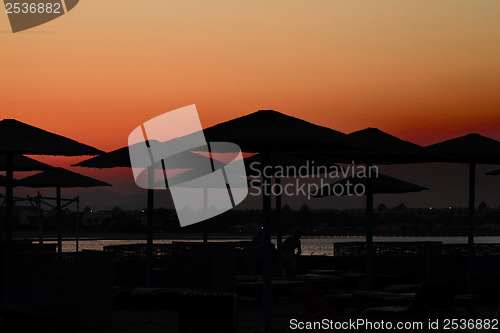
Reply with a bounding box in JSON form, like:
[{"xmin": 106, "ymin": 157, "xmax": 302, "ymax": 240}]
[
  {"xmin": 19, "ymin": 168, "xmax": 110, "ymax": 253},
  {"xmin": 304, "ymin": 128, "xmax": 443, "ymax": 290},
  {"xmin": 290, "ymin": 127, "xmax": 445, "ymax": 290},
  {"xmin": 0, "ymin": 119, "xmax": 103, "ymax": 155},
  {"xmin": 345, "ymin": 128, "xmax": 445, "ymax": 164},
  {"xmin": 0, "ymin": 175, "xmax": 21, "ymax": 187},
  {"xmin": 0, "ymin": 118, "xmax": 103, "ymax": 302},
  {"xmin": 426, "ymin": 133, "xmax": 500, "ymax": 293},
  {"xmin": 0, "ymin": 155, "xmax": 54, "ymax": 172},
  {"xmin": 182, "ymin": 110, "xmax": 361, "ymax": 329},
  {"xmin": 73, "ymin": 142, "xmax": 224, "ymax": 286},
  {"xmin": 202, "ymin": 110, "xmax": 356, "ymax": 153},
  {"xmin": 74, "ymin": 140, "xmax": 217, "ymax": 169}
]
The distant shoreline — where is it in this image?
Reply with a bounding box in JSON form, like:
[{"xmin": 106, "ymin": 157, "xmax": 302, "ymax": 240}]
[
  {"xmin": 14, "ymin": 232, "xmax": 500, "ymax": 242},
  {"xmin": 15, "ymin": 232, "xmax": 256, "ymax": 241}
]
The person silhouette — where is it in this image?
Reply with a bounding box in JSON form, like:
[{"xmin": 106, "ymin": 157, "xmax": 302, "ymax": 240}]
[
  {"xmin": 282, "ymin": 229, "xmax": 302, "ymax": 277},
  {"xmin": 252, "ymin": 228, "xmax": 277, "ymax": 275}
]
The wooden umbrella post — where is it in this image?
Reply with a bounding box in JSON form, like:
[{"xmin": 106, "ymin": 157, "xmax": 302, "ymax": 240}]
[
  {"xmin": 275, "ymin": 176, "xmax": 284, "ymax": 277},
  {"xmin": 467, "ymin": 162, "xmax": 476, "ymax": 293},
  {"xmin": 262, "ymin": 151, "xmax": 272, "ymax": 330},
  {"xmin": 365, "ymin": 163, "xmax": 374, "ymax": 292},
  {"xmin": 146, "ymin": 166, "xmax": 154, "ymax": 288},
  {"xmin": 203, "ymin": 142, "xmax": 215, "ymax": 244},
  {"xmin": 76, "ymin": 197, "xmax": 80, "ymax": 253},
  {"xmin": 56, "ymin": 186, "xmax": 62, "ymax": 254},
  {"xmin": 203, "ymin": 187, "xmax": 208, "ymax": 243},
  {"xmin": 3, "ymin": 152, "xmax": 13, "ymax": 302},
  {"xmin": 37, "ymin": 192, "xmax": 43, "ymax": 245}
]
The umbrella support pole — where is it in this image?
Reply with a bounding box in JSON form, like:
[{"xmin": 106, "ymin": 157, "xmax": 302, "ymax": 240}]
[
  {"xmin": 365, "ymin": 163, "xmax": 374, "ymax": 291},
  {"xmin": 262, "ymin": 153, "xmax": 272, "ymax": 330},
  {"xmin": 146, "ymin": 183, "xmax": 154, "ymax": 288},
  {"xmin": 76, "ymin": 197, "xmax": 80, "ymax": 252},
  {"xmin": 467, "ymin": 163, "xmax": 475, "ymax": 293},
  {"xmin": 37, "ymin": 193, "xmax": 43, "ymax": 245},
  {"xmin": 56, "ymin": 186, "xmax": 62, "ymax": 254},
  {"xmin": 275, "ymin": 177, "xmax": 284, "ymax": 277},
  {"xmin": 202, "ymin": 222, "xmax": 208, "ymax": 243},
  {"xmin": 3, "ymin": 152, "xmax": 13, "ymax": 302},
  {"xmin": 203, "ymin": 142, "xmax": 215, "ymax": 244},
  {"xmin": 203, "ymin": 187, "xmax": 208, "ymax": 243}
]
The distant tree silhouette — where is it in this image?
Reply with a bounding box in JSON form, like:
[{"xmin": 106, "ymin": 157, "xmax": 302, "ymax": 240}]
[
  {"xmin": 377, "ymin": 203, "xmax": 388, "ymax": 211},
  {"xmin": 282, "ymin": 204, "xmax": 293, "ymax": 214},
  {"xmin": 300, "ymin": 204, "xmax": 311, "ymax": 213},
  {"xmin": 395, "ymin": 202, "xmax": 407, "ymax": 211},
  {"xmin": 111, "ymin": 206, "xmax": 123, "ymax": 215},
  {"xmin": 478, "ymin": 201, "xmax": 488, "ymax": 211}
]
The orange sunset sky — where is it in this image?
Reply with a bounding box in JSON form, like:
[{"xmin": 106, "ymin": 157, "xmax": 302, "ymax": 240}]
[
  {"xmin": 1, "ymin": 0, "xmax": 500, "ymax": 150},
  {"xmin": 1, "ymin": 1, "xmax": 500, "ymax": 209}
]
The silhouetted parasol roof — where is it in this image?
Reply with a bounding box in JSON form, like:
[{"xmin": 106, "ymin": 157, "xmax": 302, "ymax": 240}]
[
  {"xmin": 73, "ymin": 144, "xmax": 134, "ymax": 168},
  {"xmin": 311, "ymin": 173, "xmax": 429, "ymax": 197},
  {"xmin": 0, "ymin": 119, "xmax": 103, "ymax": 156},
  {"xmin": 20, "ymin": 168, "xmax": 111, "ymax": 188},
  {"xmin": 0, "ymin": 119, "xmax": 103, "ymax": 301},
  {"xmin": 345, "ymin": 128, "xmax": 445, "ymax": 164},
  {"xmin": 0, "ymin": 155, "xmax": 53, "ymax": 171},
  {"xmin": 200, "ymin": 110, "xmax": 360, "ymax": 153},
  {"xmin": 425, "ymin": 133, "xmax": 500, "ymax": 293},
  {"xmin": 191, "ymin": 109, "xmax": 361, "ymax": 326},
  {"xmin": 486, "ymin": 169, "xmax": 500, "ymax": 176},
  {"xmin": 0, "ymin": 175, "xmax": 20, "ymax": 187},
  {"xmin": 73, "ymin": 141, "xmax": 219, "ymax": 169},
  {"xmin": 426, "ymin": 133, "xmax": 500, "ymax": 164}
]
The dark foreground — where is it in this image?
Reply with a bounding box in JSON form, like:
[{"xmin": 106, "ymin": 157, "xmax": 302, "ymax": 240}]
[{"xmin": 1, "ymin": 241, "xmax": 500, "ymax": 332}]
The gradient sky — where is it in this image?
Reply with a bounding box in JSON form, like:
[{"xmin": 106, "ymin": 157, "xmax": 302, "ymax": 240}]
[{"xmin": 1, "ymin": 1, "xmax": 500, "ymax": 209}]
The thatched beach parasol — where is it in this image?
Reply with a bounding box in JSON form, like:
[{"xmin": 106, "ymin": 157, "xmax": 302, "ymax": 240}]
[
  {"xmin": 190, "ymin": 110, "xmax": 360, "ymax": 329},
  {"xmin": 311, "ymin": 127, "xmax": 442, "ymax": 291},
  {"xmin": 0, "ymin": 155, "xmax": 54, "ymax": 172},
  {"xmin": 0, "ymin": 118, "xmax": 103, "ymax": 301},
  {"xmin": 426, "ymin": 133, "xmax": 500, "ymax": 293}
]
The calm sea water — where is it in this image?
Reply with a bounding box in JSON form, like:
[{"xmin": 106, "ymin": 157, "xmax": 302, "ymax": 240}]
[{"xmin": 50, "ymin": 236, "xmax": 500, "ymax": 256}]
